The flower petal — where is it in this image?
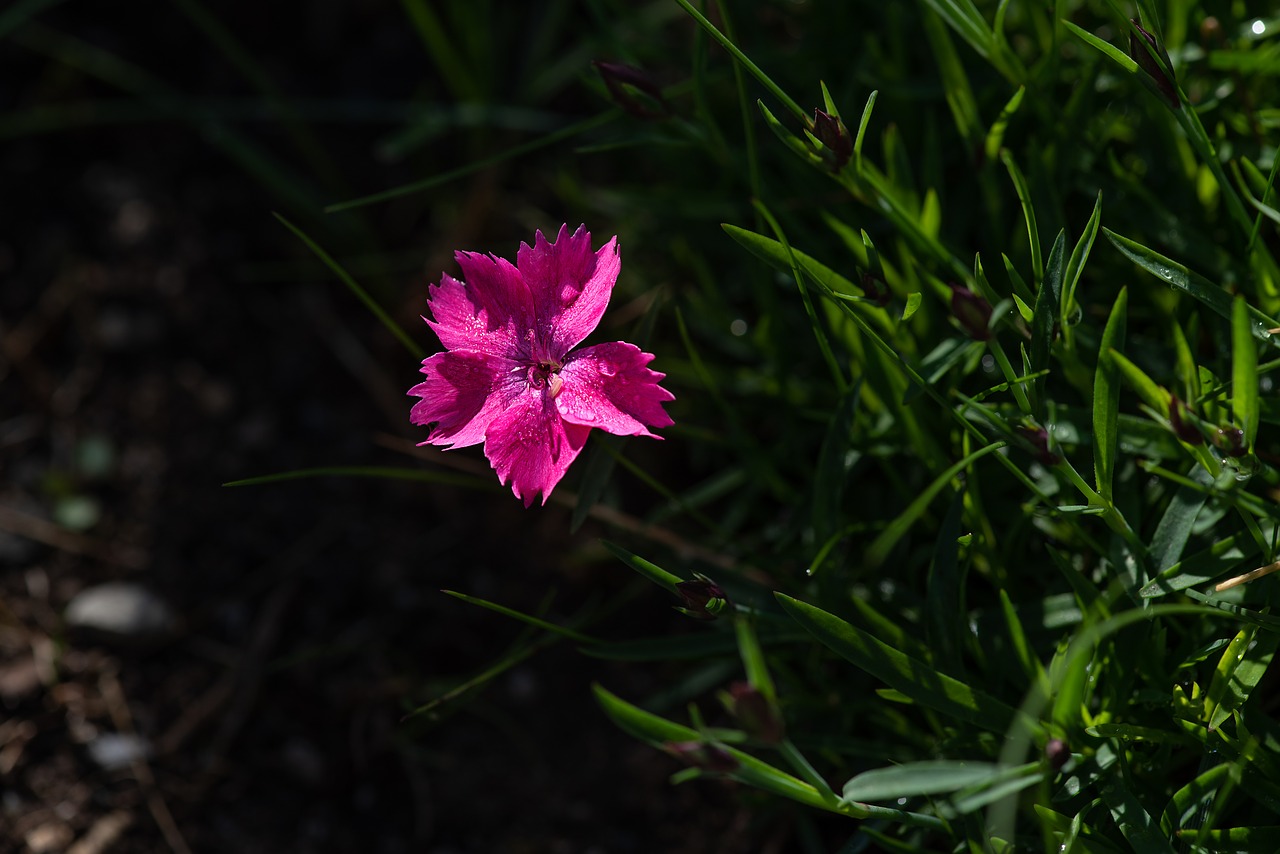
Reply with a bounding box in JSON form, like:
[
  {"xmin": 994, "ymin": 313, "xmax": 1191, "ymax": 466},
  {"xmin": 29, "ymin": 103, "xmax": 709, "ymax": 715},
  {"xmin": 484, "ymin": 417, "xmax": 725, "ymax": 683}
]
[
  {"xmin": 426, "ymin": 252, "xmax": 533, "ymax": 357},
  {"xmin": 556, "ymin": 341, "xmax": 675, "ymax": 437},
  {"xmin": 517, "ymin": 224, "xmax": 620, "ymax": 355},
  {"xmin": 408, "ymin": 350, "xmax": 516, "ymax": 448},
  {"xmin": 484, "ymin": 385, "xmax": 591, "ymax": 507}
]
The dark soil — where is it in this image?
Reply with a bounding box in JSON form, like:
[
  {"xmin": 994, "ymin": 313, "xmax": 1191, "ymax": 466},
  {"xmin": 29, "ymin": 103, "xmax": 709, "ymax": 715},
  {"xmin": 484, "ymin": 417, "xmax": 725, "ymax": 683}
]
[{"xmin": 0, "ymin": 3, "xmax": 817, "ymax": 851}]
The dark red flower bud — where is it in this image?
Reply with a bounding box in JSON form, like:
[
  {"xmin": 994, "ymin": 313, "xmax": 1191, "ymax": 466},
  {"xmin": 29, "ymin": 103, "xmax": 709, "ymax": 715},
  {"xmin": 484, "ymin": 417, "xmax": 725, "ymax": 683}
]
[
  {"xmin": 1168, "ymin": 396, "xmax": 1204, "ymax": 445},
  {"xmin": 662, "ymin": 740, "xmax": 739, "ymax": 773},
  {"xmin": 728, "ymin": 682, "xmax": 785, "ymax": 744},
  {"xmin": 861, "ymin": 271, "xmax": 890, "ymax": 307},
  {"xmin": 1017, "ymin": 423, "xmax": 1061, "ymax": 466},
  {"xmin": 675, "ymin": 575, "xmax": 729, "ymax": 620},
  {"xmin": 1128, "ymin": 20, "xmax": 1180, "ymax": 109},
  {"xmin": 948, "ymin": 282, "xmax": 993, "ymax": 341},
  {"xmin": 1214, "ymin": 426, "xmax": 1247, "ymax": 458},
  {"xmin": 1045, "ymin": 739, "xmax": 1070, "ymax": 771},
  {"xmin": 811, "ymin": 109, "xmax": 852, "ymax": 171},
  {"xmin": 592, "ymin": 61, "xmax": 670, "ymax": 120}
]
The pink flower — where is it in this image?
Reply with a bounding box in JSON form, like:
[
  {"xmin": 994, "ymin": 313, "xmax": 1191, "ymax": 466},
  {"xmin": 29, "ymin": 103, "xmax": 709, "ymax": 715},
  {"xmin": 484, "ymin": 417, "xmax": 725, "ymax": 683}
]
[{"xmin": 409, "ymin": 225, "xmax": 675, "ymax": 506}]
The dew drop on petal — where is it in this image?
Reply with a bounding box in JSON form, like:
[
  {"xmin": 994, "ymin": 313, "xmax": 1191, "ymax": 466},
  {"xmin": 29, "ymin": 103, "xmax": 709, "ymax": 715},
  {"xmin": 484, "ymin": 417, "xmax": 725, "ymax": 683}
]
[{"xmin": 599, "ymin": 362, "xmax": 617, "ymax": 377}]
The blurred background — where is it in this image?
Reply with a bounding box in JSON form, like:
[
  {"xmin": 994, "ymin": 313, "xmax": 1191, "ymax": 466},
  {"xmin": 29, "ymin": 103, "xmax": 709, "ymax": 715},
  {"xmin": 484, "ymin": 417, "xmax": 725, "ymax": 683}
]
[{"xmin": 0, "ymin": 1, "xmax": 818, "ymax": 850}]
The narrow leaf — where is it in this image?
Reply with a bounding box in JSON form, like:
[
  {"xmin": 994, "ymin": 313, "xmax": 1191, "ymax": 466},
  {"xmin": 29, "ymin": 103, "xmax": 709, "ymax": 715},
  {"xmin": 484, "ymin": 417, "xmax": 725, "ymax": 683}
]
[
  {"xmin": 776, "ymin": 593, "xmax": 1023, "ymax": 733},
  {"xmin": 1106, "ymin": 229, "xmax": 1280, "ymax": 349},
  {"xmin": 1232, "ymin": 296, "xmax": 1261, "ymax": 450},
  {"xmin": 1094, "ymin": 288, "xmax": 1128, "ymax": 500}
]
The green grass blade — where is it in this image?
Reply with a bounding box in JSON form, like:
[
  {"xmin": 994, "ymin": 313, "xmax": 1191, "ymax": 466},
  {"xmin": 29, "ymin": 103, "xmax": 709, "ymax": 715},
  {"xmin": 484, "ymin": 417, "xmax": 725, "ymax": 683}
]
[
  {"xmin": 922, "ymin": 6, "xmax": 983, "ymax": 153},
  {"xmin": 775, "ymin": 593, "xmax": 1024, "ymax": 733},
  {"xmin": 1098, "ymin": 759, "xmax": 1179, "ymax": 853},
  {"xmin": 223, "ymin": 465, "xmax": 486, "ymax": 489},
  {"xmin": 1061, "ymin": 19, "xmax": 1139, "ymax": 74},
  {"xmin": 984, "ymin": 85, "xmax": 1024, "ymax": 163},
  {"xmin": 1062, "ymin": 191, "xmax": 1103, "ymax": 334},
  {"xmin": 1140, "ymin": 532, "xmax": 1253, "ymax": 597},
  {"xmin": 926, "ymin": 489, "xmax": 968, "ymax": 675},
  {"xmin": 274, "ymin": 213, "xmax": 425, "ymax": 359},
  {"xmin": 919, "ymin": 0, "xmax": 996, "ymax": 63},
  {"xmin": 1105, "ymin": 228, "xmax": 1280, "ymax": 349},
  {"xmin": 841, "ymin": 761, "xmax": 1014, "ymax": 803},
  {"xmin": 1205, "ymin": 625, "xmax": 1278, "ymax": 730},
  {"xmin": 1030, "ymin": 229, "xmax": 1066, "ymax": 413},
  {"xmin": 1232, "ymin": 296, "xmax": 1261, "ymax": 451},
  {"xmin": 569, "ymin": 434, "xmax": 621, "ymax": 533},
  {"xmin": 325, "ymin": 109, "xmax": 619, "ymax": 212},
  {"xmin": 1094, "ymin": 288, "xmax": 1128, "ymax": 501},
  {"xmin": 592, "ymin": 685, "xmax": 855, "ymax": 816},
  {"xmin": 399, "ymin": 0, "xmax": 481, "ymax": 101},
  {"xmin": 865, "ymin": 441, "xmax": 1007, "ymax": 568},
  {"xmin": 441, "ymin": 590, "xmax": 599, "ymax": 643},
  {"xmin": 601, "ymin": 541, "xmax": 684, "ymax": 594},
  {"xmin": 672, "ymin": 0, "xmax": 806, "ymax": 122},
  {"xmin": 1002, "ymin": 150, "xmax": 1043, "ymax": 283},
  {"xmin": 1148, "ymin": 466, "xmax": 1213, "ymax": 572}
]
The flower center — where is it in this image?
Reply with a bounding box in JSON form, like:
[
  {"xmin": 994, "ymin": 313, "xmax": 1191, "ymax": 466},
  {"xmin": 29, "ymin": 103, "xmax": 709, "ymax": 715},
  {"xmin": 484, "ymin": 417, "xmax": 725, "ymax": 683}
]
[{"xmin": 527, "ymin": 359, "xmax": 564, "ymax": 398}]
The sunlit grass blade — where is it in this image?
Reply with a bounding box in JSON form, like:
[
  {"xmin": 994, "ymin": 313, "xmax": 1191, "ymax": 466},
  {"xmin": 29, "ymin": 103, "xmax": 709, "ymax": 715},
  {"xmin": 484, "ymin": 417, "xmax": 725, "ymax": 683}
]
[
  {"xmin": 274, "ymin": 213, "xmax": 425, "ymax": 359},
  {"xmin": 592, "ymin": 685, "xmax": 857, "ymax": 816},
  {"xmin": 1093, "ymin": 287, "xmax": 1127, "ymax": 501},
  {"xmin": 223, "ymin": 465, "xmax": 487, "ymax": 489},
  {"xmin": 776, "ymin": 593, "xmax": 1024, "ymax": 733},
  {"xmin": 1105, "ymin": 228, "xmax": 1280, "ymax": 349},
  {"xmin": 1204, "ymin": 625, "xmax": 1278, "ymax": 730},
  {"xmin": 601, "ymin": 540, "xmax": 684, "ymax": 594},
  {"xmin": 841, "ymin": 760, "xmax": 1023, "ymax": 803},
  {"xmin": 1232, "ymin": 296, "xmax": 1260, "ymax": 451},
  {"xmin": 1061, "ymin": 20, "xmax": 1139, "ymax": 74}
]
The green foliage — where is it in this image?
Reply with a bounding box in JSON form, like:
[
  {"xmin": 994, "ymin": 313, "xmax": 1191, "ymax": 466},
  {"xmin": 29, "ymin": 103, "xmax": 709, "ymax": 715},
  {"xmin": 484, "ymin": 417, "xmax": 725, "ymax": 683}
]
[{"xmin": 29, "ymin": 0, "xmax": 1280, "ymax": 847}]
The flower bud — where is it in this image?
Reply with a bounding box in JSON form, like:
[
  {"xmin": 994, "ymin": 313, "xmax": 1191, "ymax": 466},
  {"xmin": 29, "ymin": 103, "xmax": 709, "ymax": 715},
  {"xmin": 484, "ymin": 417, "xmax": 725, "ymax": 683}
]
[
  {"xmin": 948, "ymin": 282, "xmax": 993, "ymax": 341},
  {"xmin": 592, "ymin": 61, "xmax": 670, "ymax": 120},
  {"xmin": 1168, "ymin": 396, "xmax": 1204, "ymax": 445},
  {"xmin": 1016, "ymin": 423, "xmax": 1061, "ymax": 466},
  {"xmin": 662, "ymin": 740, "xmax": 739, "ymax": 773},
  {"xmin": 811, "ymin": 109, "xmax": 852, "ymax": 172},
  {"xmin": 675, "ymin": 575, "xmax": 729, "ymax": 620},
  {"xmin": 861, "ymin": 271, "xmax": 890, "ymax": 307},
  {"xmin": 1128, "ymin": 20, "xmax": 1180, "ymax": 109},
  {"xmin": 1045, "ymin": 739, "xmax": 1070, "ymax": 772},
  {"xmin": 1214, "ymin": 426, "xmax": 1247, "ymax": 458},
  {"xmin": 728, "ymin": 682, "xmax": 785, "ymax": 744}
]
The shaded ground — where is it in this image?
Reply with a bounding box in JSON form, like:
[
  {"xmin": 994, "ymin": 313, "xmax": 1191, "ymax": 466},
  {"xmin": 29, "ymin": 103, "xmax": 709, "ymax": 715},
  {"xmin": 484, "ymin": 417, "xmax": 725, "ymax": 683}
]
[{"xmin": 0, "ymin": 3, "xmax": 821, "ymax": 851}]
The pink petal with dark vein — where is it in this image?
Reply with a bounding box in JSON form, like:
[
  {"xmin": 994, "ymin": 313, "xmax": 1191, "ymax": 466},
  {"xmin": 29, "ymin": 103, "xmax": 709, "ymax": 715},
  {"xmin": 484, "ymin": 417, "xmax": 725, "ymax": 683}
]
[
  {"xmin": 516, "ymin": 225, "xmax": 620, "ymax": 356},
  {"xmin": 408, "ymin": 350, "xmax": 517, "ymax": 449},
  {"xmin": 483, "ymin": 386, "xmax": 591, "ymax": 506},
  {"xmin": 556, "ymin": 341, "xmax": 675, "ymax": 437}
]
